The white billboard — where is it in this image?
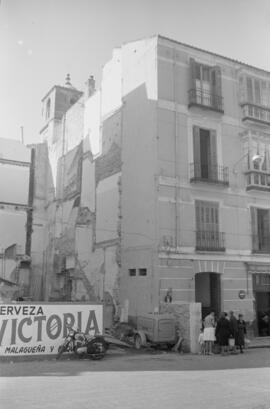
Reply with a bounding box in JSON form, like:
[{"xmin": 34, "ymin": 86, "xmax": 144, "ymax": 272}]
[{"xmin": 0, "ymin": 303, "xmax": 103, "ymax": 357}]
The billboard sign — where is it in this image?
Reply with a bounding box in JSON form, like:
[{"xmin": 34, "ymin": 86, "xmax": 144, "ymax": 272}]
[{"xmin": 0, "ymin": 303, "xmax": 103, "ymax": 357}]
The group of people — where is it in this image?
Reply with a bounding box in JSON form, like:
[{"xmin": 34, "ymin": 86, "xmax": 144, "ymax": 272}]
[{"xmin": 199, "ymin": 311, "xmax": 247, "ymax": 355}]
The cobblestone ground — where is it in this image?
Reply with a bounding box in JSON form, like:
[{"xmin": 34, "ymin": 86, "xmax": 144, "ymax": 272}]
[{"xmin": 0, "ymin": 348, "xmax": 270, "ymax": 409}]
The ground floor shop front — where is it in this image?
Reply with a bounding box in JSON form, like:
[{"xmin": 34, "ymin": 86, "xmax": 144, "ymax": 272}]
[{"xmin": 157, "ymin": 257, "xmax": 270, "ymax": 338}]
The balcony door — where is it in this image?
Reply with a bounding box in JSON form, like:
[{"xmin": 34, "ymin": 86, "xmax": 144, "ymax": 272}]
[
  {"xmin": 193, "ymin": 126, "xmax": 217, "ymax": 181},
  {"xmin": 251, "ymin": 207, "xmax": 270, "ymax": 252},
  {"xmin": 191, "ymin": 60, "xmax": 222, "ymax": 109},
  {"xmin": 195, "ymin": 200, "xmax": 225, "ymax": 251},
  {"xmin": 253, "ymin": 274, "xmax": 270, "ymax": 336},
  {"xmin": 195, "ymin": 65, "xmax": 211, "ymax": 106}
]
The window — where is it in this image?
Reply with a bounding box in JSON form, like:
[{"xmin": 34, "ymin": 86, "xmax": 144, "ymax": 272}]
[
  {"xmin": 251, "ymin": 207, "xmax": 270, "ymax": 252},
  {"xmin": 193, "ymin": 126, "xmax": 217, "ymax": 180},
  {"xmin": 243, "ymin": 76, "xmax": 270, "ymax": 107},
  {"xmin": 189, "ymin": 59, "xmax": 223, "ymax": 111},
  {"xmin": 195, "ymin": 64, "xmax": 211, "ymax": 106},
  {"xmin": 244, "ymin": 139, "xmax": 270, "ymax": 172},
  {"xmin": 196, "ymin": 201, "xmax": 219, "ymax": 233},
  {"xmin": 195, "ymin": 201, "xmax": 224, "ymax": 251},
  {"xmin": 243, "ymin": 138, "xmax": 270, "ymax": 189},
  {"xmin": 138, "ymin": 268, "xmax": 147, "ymax": 276},
  {"xmin": 129, "ymin": 269, "xmax": 136, "ymax": 277}
]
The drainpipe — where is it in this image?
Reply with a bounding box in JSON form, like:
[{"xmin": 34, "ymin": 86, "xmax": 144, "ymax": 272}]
[
  {"xmin": 25, "ymin": 148, "xmax": 35, "ymax": 256},
  {"xmin": 173, "ymin": 48, "xmax": 179, "ymax": 248}
]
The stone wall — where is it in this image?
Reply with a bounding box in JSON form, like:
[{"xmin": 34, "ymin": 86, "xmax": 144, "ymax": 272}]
[{"xmin": 160, "ymin": 302, "xmax": 201, "ymax": 353}]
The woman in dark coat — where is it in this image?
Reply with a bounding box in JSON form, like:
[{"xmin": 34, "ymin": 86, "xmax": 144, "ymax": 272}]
[
  {"xmin": 236, "ymin": 314, "xmax": 246, "ymax": 353},
  {"xmin": 215, "ymin": 312, "xmax": 232, "ymax": 355}
]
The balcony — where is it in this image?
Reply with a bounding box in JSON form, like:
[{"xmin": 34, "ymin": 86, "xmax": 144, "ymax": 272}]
[
  {"xmin": 241, "ymin": 103, "xmax": 270, "ymax": 125},
  {"xmin": 196, "ymin": 231, "xmax": 225, "ymax": 252},
  {"xmin": 245, "ymin": 169, "xmax": 270, "ymax": 192},
  {"xmin": 188, "ymin": 88, "xmax": 224, "ymax": 113},
  {"xmin": 190, "ymin": 163, "xmax": 229, "ymax": 186},
  {"xmin": 252, "ymin": 234, "xmax": 270, "ymax": 253}
]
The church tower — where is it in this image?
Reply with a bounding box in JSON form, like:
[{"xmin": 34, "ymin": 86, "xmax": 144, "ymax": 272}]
[
  {"xmin": 40, "ymin": 74, "xmax": 83, "ymax": 142},
  {"xmin": 39, "ymin": 75, "xmax": 83, "ymax": 191}
]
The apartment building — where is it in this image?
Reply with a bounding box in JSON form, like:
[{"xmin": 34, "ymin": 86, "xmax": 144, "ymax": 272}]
[
  {"xmin": 116, "ymin": 35, "xmax": 270, "ymax": 336},
  {"xmin": 33, "ymin": 35, "xmax": 270, "ymax": 336}
]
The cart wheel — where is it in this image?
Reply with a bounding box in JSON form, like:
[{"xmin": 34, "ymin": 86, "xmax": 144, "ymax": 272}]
[{"xmin": 134, "ymin": 334, "xmax": 143, "ymax": 350}]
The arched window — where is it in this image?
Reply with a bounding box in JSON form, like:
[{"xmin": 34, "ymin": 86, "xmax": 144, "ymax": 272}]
[{"xmin": 45, "ymin": 98, "xmax": 51, "ymax": 120}]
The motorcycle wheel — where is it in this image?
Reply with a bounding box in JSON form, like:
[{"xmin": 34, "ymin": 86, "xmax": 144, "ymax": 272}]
[
  {"xmin": 87, "ymin": 337, "xmax": 107, "ymax": 360},
  {"xmin": 56, "ymin": 344, "xmax": 67, "ymax": 360}
]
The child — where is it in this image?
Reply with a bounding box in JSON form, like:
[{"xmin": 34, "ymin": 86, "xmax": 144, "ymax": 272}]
[
  {"xmin": 172, "ymin": 328, "xmax": 184, "ymax": 353},
  {"xmin": 198, "ymin": 328, "xmax": 205, "ymax": 355}
]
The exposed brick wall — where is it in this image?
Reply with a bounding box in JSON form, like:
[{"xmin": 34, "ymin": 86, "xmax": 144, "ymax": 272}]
[{"xmin": 95, "ymin": 142, "xmax": 121, "ymax": 185}]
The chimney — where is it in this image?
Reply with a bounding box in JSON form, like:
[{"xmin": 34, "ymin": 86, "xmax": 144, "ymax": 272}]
[{"xmin": 85, "ymin": 75, "xmax": 96, "ymax": 99}]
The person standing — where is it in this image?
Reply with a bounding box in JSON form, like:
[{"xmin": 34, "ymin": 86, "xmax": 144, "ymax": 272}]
[
  {"xmin": 198, "ymin": 328, "xmax": 205, "ymax": 355},
  {"xmin": 229, "ymin": 311, "xmax": 238, "ymax": 354},
  {"xmin": 215, "ymin": 312, "xmax": 232, "ymax": 356},
  {"xmin": 164, "ymin": 288, "xmax": 173, "ymax": 303},
  {"xmin": 236, "ymin": 314, "xmax": 247, "ymax": 353},
  {"xmin": 203, "ymin": 311, "xmax": 215, "ymax": 355}
]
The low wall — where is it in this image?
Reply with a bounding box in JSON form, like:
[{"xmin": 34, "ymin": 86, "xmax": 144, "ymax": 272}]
[{"xmin": 160, "ymin": 302, "xmax": 201, "ymax": 353}]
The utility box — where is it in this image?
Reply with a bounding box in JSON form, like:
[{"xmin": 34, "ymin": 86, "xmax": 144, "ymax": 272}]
[{"xmin": 135, "ymin": 313, "xmax": 176, "ymax": 349}]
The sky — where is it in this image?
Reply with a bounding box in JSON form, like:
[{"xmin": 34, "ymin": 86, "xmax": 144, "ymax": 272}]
[{"xmin": 1, "ymin": 0, "xmax": 270, "ymax": 145}]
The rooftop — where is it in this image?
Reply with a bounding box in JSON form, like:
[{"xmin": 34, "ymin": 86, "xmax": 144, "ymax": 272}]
[{"xmin": 158, "ymin": 34, "xmax": 270, "ymax": 76}]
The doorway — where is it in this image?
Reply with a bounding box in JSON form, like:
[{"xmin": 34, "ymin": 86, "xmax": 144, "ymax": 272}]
[
  {"xmin": 253, "ymin": 274, "xmax": 270, "ymax": 337},
  {"xmin": 195, "ymin": 272, "xmax": 221, "ymax": 319}
]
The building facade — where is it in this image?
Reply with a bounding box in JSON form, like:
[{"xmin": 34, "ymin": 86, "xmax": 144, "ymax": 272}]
[
  {"xmin": 31, "ymin": 35, "xmax": 270, "ymax": 336},
  {"xmin": 31, "ymin": 73, "xmax": 121, "ymax": 328},
  {"xmin": 118, "ymin": 35, "xmax": 270, "ymax": 337},
  {"xmin": 0, "ymin": 138, "xmax": 32, "ymax": 300}
]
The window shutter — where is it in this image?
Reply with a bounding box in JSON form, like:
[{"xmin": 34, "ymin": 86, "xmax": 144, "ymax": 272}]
[
  {"xmin": 195, "ymin": 201, "xmax": 201, "ymax": 230},
  {"xmin": 261, "ymin": 81, "xmax": 268, "ymax": 106},
  {"xmin": 209, "ymin": 130, "xmax": 218, "ymax": 180},
  {"xmin": 250, "ymin": 207, "xmax": 258, "ymax": 250},
  {"xmin": 211, "ymin": 66, "xmax": 222, "ymax": 96},
  {"xmin": 190, "ymin": 58, "xmax": 197, "ymax": 90},
  {"xmin": 239, "ymin": 76, "xmax": 246, "ymax": 103},
  {"xmin": 193, "ymin": 126, "xmax": 201, "ymax": 178},
  {"xmin": 254, "ymin": 79, "xmax": 261, "ymax": 105},
  {"xmin": 247, "ymin": 77, "xmax": 253, "ymax": 102},
  {"xmin": 268, "ymin": 82, "xmax": 270, "ymax": 107},
  {"xmin": 196, "ymin": 200, "xmax": 219, "ymax": 232},
  {"xmin": 267, "ymin": 210, "xmax": 270, "ymax": 239}
]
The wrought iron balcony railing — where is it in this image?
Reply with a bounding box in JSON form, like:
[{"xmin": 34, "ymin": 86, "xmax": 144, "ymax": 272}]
[
  {"xmin": 190, "ymin": 163, "xmax": 229, "ymax": 185},
  {"xmin": 245, "ymin": 169, "xmax": 270, "ymax": 192},
  {"xmin": 196, "ymin": 230, "xmax": 225, "ymax": 252},
  {"xmin": 252, "ymin": 234, "xmax": 270, "ymax": 253},
  {"xmin": 188, "ymin": 88, "xmax": 224, "ymax": 113},
  {"xmin": 241, "ymin": 103, "xmax": 270, "ymax": 125}
]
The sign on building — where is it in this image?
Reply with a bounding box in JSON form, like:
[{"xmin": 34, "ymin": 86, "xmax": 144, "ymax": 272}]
[{"xmin": 0, "ymin": 303, "xmax": 103, "ymax": 357}]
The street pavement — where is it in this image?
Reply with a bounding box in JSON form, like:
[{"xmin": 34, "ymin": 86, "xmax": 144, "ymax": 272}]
[{"xmin": 0, "ymin": 348, "xmax": 270, "ymax": 409}]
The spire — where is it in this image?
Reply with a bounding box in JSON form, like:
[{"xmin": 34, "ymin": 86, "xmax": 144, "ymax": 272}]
[{"xmin": 65, "ymin": 73, "xmax": 75, "ymax": 88}]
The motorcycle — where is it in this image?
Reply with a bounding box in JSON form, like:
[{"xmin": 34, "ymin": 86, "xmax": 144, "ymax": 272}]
[{"xmin": 56, "ymin": 326, "xmax": 108, "ymax": 360}]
